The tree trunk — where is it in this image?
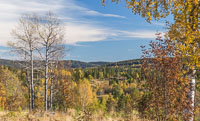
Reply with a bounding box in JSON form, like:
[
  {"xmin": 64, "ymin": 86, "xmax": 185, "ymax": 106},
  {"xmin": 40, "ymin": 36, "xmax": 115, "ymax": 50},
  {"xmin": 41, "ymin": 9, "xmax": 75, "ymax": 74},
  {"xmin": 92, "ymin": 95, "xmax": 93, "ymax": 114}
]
[
  {"xmin": 30, "ymin": 49, "xmax": 35, "ymax": 110},
  {"xmin": 49, "ymin": 63, "xmax": 57, "ymax": 111},
  {"xmin": 44, "ymin": 46, "xmax": 48, "ymax": 111},
  {"xmin": 26, "ymin": 69, "xmax": 31, "ymax": 111},
  {"xmin": 50, "ymin": 81, "xmax": 53, "ymax": 110},
  {"xmin": 187, "ymin": 3, "xmax": 198, "ymax": 120},
  {"xmin": 25, "ymin": 51, "xmax": 32, "ymax": 111},
  {"xmin": 188, "ymin": 69, "xmax": 196, "ymax": 121},
  {"xmin": 29, "ymin": 78, "xmax": 31, "ymax": 110}
]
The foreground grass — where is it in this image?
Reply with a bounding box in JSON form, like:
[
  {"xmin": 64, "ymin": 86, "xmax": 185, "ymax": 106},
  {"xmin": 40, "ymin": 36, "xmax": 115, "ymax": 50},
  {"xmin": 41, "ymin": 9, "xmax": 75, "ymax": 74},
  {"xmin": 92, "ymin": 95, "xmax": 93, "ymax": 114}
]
[{"xmin": 0, "ymin": 110, "xmax": 144, "ymax": 121}]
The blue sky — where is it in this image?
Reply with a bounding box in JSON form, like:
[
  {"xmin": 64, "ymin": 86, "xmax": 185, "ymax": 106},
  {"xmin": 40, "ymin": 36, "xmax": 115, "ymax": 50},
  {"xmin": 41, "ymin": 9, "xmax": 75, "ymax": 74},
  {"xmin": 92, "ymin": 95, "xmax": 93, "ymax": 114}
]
[{"xmin": 0, "ymin": 0, "xmax": 171, "ymax": 62}]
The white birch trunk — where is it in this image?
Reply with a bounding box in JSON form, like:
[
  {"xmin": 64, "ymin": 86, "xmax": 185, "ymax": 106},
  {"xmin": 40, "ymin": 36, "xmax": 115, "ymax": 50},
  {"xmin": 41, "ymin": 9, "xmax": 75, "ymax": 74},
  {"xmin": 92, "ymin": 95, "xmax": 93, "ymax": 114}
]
[
  {"xmin": 30, "ymin": 49, "xmax": 35, "ymax": 110},
  {"xmin": 44, "ymin": 46, "xmax": 48, "ymax": 111},
  {"xmin": 188, "ymin": 69, "xmax": 196, "ymax": 121},
  {"xmin": 50, "ymin": 82, "xmax": 53, "ymax": 110}
]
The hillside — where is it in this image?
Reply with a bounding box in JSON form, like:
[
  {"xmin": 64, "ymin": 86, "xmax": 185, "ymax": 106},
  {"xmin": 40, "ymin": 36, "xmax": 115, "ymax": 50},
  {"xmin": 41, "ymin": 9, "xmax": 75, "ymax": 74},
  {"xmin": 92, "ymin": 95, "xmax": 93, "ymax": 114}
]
[{"xmin": 0, "ymin": 59, "xmax": 142, "ymax": 68}]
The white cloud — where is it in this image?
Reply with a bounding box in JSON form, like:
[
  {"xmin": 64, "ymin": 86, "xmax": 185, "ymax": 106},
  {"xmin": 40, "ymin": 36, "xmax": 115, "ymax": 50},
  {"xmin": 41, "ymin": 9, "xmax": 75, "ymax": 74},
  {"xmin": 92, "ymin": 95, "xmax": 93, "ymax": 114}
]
[
  {"xmin": 83, "ymin": 10, "xmax": 126, "ymax": 18},
  {"xmin": 118, "ymin": 30, "xmax": 157, "ymax": 39},
  {"xmin": 65, "ymin": 24, "xmax": 107, "ymax": 44},
  {"xmin": 0, "ymin": 0, "xmax": 63, "ymax": 20},
  {"xmin": 0, "ymin": 22, "xmax": 16, "ymax": 46},
  {"xmin": 0, "ymin": 0, "xmax": 159, "ymax": 48},
  {"xmin": 64, "ymin": 22, "xmax": 120, "ymax": 44},
  {"xmin": 64, "ymin": 22, "xmax": 158, "ymax": 44}
]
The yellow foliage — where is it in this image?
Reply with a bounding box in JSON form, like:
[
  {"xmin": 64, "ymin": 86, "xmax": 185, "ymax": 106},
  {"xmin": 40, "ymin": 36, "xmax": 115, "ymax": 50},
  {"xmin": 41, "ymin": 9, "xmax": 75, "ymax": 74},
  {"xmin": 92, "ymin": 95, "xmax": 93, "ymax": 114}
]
[
  {"xmin": 0, "ymin": 67, "xmax": 26, "ymax": 110},
  {"xmin": 76, "ymin": 79, "xmax": 94, "ymax": 109}
]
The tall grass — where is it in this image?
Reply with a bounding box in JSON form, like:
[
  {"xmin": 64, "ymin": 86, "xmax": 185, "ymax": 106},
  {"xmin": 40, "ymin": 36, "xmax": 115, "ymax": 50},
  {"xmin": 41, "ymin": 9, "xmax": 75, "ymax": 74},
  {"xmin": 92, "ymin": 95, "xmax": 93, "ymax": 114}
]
[{"xmin": 0, "ymin": 109, "xmax": 145, "ymax": 121}]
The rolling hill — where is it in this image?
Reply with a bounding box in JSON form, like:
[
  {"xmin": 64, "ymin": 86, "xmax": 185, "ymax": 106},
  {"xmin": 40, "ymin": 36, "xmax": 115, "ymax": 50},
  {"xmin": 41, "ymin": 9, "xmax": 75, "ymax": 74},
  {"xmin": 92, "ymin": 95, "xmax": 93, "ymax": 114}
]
[{"xmin": 0, "ymin": 59, "xmax": 142, "ymax": 69}]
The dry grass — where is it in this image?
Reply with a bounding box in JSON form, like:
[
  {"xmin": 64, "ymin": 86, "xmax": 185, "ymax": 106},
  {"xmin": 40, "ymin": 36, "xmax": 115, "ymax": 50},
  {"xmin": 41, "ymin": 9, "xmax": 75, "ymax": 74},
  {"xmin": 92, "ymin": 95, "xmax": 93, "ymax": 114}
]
[{"xmin": 0, "ymin": 110, "xmax": 145, "ymax": 121}]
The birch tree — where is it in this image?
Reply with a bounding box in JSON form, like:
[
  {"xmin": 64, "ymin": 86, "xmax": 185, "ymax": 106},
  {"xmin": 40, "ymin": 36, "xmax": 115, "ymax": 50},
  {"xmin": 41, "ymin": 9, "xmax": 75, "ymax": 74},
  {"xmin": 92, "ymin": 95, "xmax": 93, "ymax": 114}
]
[
  {"xmin": 9, "ymin": 14, "xmax": 39, "ymax": 110},
  {"xmin": 37, "ymin": 12, "xmax": 65, "ymax": 111}
]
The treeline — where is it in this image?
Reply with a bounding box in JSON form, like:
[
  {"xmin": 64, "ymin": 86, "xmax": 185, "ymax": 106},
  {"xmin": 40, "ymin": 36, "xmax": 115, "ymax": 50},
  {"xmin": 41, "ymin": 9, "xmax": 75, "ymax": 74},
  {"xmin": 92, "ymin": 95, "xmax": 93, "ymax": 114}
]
[{"xmin": 0, "ymin": 59, "xmax": 142, "ymax": 69}]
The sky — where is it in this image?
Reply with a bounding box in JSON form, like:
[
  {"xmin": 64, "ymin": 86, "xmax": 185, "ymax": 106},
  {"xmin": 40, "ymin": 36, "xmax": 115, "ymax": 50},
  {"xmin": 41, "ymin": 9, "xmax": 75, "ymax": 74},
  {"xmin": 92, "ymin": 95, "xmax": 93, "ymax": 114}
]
[{"xmin": 0, "ymin": 0, "xmax": 172, "ymax": 62}]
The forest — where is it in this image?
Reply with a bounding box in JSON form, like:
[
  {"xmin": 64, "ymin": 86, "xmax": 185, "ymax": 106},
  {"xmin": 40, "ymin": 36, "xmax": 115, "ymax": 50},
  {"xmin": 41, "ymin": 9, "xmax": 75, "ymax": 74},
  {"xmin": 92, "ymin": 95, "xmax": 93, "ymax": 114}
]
[{"xmin": 1, "ymin": 0, "xmax": 200, "ymax": 121}]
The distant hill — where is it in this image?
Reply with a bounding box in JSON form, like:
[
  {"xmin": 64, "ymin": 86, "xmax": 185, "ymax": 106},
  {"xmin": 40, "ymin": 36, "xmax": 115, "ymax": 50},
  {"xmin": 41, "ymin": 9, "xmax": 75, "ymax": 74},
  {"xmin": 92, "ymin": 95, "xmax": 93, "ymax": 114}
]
[
  {"xmin": 0, "ymin": 59, "xmax": 23, "ymax": 68},
  {"xmin": 104, "ymin": 59, "xmax": 141, "ymax": 67},
  {"xmin": 0, "ymin": 59, "xmax": 142, "ymax": 69},
  {"xmin": 64, "ymin": 60, "xmax": 112, "ymax": 68}
]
